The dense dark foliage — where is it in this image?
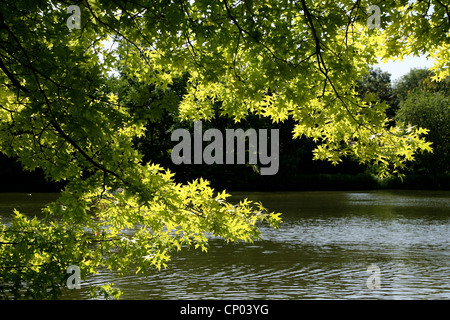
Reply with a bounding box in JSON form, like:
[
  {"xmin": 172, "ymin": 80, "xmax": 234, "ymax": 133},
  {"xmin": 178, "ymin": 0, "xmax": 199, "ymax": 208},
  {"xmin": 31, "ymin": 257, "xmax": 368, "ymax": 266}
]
[{"xmin": 2, "ymin": 68, "xmax": 449, "ymax": 191}]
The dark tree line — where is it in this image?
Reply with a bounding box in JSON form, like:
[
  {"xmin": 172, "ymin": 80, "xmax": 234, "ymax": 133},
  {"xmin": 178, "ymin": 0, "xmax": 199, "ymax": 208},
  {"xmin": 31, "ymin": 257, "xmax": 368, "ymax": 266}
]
[{"xmin": 1, "ymin": 68, "xmax": 449, "ymax": 191}]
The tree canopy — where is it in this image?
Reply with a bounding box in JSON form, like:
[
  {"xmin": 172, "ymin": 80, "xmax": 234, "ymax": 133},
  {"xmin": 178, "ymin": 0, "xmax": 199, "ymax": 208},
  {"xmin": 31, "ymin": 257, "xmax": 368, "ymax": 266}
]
[{"xmin": 0, "ymin": 0, "xmax": 448, "ymax": 298}]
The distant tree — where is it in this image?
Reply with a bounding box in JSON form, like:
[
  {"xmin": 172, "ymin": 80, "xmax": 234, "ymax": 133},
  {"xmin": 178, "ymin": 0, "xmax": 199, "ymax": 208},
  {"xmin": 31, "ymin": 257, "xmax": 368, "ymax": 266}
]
[
  {"xmin": 420, "ymin": 73, "xmax": 450, "ymax": 96},
  {"xmin": 396, "ymin": 90, "xmax": 450, "ymax": 175},
  {"xmin": 357, "ymin": 68, "xmax": 394, "ymax": 102},
  {"xmin": 356, "ymin": 67, "xmax": 397, "ymax": 120},
  {"xmin": 393, "ymin": 68, "xmax": 432, "ymax": 102}
]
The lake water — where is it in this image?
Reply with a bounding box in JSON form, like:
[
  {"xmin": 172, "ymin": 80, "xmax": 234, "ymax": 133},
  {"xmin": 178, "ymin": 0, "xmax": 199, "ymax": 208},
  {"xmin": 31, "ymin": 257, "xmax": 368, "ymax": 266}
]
[{"xmin": 1, "ymin": 190, "xmax": 449, "ymax": 299}]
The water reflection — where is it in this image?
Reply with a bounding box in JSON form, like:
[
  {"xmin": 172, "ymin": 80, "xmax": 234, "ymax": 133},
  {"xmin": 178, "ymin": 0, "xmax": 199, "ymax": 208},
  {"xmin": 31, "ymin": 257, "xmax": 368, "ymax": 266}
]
[{"xmin": 1, "ymin": 191, "xmax": 449, "ymax": 299}]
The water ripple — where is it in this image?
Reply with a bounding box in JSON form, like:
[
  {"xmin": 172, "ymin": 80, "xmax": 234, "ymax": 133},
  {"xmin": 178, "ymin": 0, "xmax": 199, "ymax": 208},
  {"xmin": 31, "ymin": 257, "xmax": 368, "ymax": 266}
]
[{"xmin": 55, "ymin": 190, "xmax": 450, "ymax": 300}]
